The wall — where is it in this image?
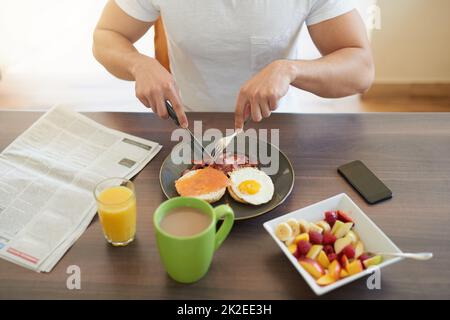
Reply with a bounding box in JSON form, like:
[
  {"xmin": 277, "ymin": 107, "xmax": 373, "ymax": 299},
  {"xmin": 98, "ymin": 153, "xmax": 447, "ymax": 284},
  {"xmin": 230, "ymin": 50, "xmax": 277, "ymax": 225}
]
[
  {"xmin": 0, "ymin": 0, "xmax": 154, "ymax": 111},
  {"xmin": 0, "ymin": 0, "xmax": 153, "ymax": 78},
  {"xmin": 371, "ymin": 0, "xmax": 450, "ymax": 83}
]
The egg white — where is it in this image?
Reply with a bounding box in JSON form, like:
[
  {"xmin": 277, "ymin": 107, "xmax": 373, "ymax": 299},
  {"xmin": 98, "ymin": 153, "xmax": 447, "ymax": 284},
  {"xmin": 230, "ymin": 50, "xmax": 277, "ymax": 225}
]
[{"xmin": 229, "ymin": 167, "xmax": 274, "ymax": 205}]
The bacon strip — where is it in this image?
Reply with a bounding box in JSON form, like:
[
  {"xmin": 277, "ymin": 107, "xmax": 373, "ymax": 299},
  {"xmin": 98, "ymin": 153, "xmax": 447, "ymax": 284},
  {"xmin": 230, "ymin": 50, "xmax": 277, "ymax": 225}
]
[{"xmin": 181, "ymin": 153, "xmax": 258, "ymax": 176}]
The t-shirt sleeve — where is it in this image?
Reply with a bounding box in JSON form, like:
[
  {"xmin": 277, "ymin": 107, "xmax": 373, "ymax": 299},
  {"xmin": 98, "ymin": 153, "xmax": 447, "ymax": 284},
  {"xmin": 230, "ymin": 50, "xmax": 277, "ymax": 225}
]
[
  {"xmin": 115, "ymin": 0, "xmax": 160, "ymax": 22},
  {"xmin": 306, "ymin": 0, "xmax": 355, "ymax": 26}
]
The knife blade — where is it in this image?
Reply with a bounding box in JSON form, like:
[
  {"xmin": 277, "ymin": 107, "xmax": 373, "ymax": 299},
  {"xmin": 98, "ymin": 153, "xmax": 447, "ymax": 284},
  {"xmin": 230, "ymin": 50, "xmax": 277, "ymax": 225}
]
[{"xmin": 165, "ymin": 100, "xmax": 214, "ymax": 162}]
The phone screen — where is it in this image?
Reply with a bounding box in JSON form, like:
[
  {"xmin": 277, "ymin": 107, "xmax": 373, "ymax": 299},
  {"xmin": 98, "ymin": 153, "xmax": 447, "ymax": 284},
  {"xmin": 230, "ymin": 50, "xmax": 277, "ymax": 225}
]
[{"xmin": 338, "ymin": 160, "xmax": 392, "ymax": 204}]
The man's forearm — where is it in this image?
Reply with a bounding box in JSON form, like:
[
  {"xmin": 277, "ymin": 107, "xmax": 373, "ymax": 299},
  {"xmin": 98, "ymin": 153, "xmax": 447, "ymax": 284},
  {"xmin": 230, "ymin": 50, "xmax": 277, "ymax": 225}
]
[
  {"xmin": 287, "ymin": 47, "xmax": 375, "ymax": 98},
  {"xmin": 92, "ymin": 29, "xmax": 149, "ymax": 81}
]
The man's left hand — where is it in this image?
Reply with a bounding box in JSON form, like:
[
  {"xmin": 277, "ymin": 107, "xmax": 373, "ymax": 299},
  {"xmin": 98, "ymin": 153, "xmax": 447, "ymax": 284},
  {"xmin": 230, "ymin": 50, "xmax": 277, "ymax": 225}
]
[{"xmin": 234, "ymin": 60, "xmax": 295, "ymax": 129}]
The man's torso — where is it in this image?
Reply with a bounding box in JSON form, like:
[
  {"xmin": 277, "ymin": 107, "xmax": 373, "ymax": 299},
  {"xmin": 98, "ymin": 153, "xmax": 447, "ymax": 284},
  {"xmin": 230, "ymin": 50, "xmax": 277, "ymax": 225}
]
[{"xmin": 156, "ymin": 0, "xmax": 308, "ymax": 111}]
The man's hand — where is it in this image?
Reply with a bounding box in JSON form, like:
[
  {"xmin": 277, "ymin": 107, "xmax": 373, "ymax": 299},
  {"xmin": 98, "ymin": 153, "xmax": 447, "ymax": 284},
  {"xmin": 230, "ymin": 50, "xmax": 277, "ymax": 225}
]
[
  {"xmin": 234, "ymin": 10, "xmax": 374, "ymax": 129},
  {"xmin": 131, "ymin": 54, "xmax": 188, "ymax": 128},
  {"xmin": 234, "ymin": 60, "xmax": 294, "ymax": 129}
]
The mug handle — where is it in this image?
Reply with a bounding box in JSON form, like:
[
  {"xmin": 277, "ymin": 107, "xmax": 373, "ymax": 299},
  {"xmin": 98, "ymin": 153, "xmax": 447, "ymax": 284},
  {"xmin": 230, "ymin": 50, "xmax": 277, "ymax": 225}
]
[{"xmin": 213, "ymin": 205, "xmax": 234, "ymax": 251}]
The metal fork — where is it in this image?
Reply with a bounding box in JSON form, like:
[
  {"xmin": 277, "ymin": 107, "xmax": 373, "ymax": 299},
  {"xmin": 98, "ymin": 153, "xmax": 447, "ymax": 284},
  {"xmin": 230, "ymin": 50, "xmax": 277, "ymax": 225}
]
[
  {"xmin": 210, "ymin": 118, "xmax": 249, "ymax": 161},
  {"xmin": 372, "ymin": 252, "xmax": 433, "ymax": 261}
]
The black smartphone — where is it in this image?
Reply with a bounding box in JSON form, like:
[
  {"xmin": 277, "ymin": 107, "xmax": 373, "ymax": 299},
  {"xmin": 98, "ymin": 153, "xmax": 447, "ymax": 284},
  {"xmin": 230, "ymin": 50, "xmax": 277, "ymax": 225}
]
[{"xmin": 338, "ymin": 160, "xmax": 392, "ymax": 204}]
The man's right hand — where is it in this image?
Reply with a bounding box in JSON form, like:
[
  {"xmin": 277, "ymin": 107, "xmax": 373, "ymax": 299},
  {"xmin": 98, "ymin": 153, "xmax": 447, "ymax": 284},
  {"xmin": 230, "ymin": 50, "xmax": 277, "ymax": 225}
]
[{"xmin": 131, "ymin": 54, "xmax": 188, "ymax": 128}]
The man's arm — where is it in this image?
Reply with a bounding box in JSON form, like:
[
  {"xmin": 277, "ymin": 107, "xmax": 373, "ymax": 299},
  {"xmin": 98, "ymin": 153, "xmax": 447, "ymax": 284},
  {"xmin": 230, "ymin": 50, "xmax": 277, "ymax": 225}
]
[
  {"xmin": 92, "ymin": 0, "xmax": 187, "ymax": 126},
  {"xmin": 92, "ymin": 0, "xmax": 152, "ymax": 81},
  {"xmin": 291, "ymin": 9, "xmax": 375, "ymax": 98},
  {"xmin": 235, "ymin": 10, "xmax": 374, "ymax": 128}
]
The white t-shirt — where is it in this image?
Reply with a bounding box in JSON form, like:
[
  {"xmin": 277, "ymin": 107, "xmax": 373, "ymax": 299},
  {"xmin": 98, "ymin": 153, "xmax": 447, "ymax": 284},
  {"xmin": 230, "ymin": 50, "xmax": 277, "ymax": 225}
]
[{"xmin": 115, "ymin": 0, "xmax": 354, "ymax": 112}]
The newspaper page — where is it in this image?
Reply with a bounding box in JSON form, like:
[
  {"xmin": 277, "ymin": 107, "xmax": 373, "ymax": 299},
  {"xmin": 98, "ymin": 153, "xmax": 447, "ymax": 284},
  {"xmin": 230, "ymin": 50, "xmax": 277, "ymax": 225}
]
[{"xmin": 0, "ymin": 105, "xmax": 161, "ymax": 272}]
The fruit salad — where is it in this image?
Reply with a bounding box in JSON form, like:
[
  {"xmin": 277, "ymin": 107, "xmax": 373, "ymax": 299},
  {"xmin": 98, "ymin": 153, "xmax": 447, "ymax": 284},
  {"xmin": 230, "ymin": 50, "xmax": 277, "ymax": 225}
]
[{"xmin": 274, "ymin": 210, "xmax": 383, "ymax": 286}]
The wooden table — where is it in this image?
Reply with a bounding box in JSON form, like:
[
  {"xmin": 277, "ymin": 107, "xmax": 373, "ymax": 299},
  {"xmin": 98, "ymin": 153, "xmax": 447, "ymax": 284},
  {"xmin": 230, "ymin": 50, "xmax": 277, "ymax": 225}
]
[{"xmin": 0, "ymin": 111, "xmax": 449, "ymax": 300}]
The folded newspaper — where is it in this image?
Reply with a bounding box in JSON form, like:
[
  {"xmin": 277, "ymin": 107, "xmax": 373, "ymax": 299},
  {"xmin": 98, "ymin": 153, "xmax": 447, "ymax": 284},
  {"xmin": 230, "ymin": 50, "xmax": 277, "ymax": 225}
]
[{"xmin": 0, "ymin": 106, "xmax": 161, "ymax": 272}]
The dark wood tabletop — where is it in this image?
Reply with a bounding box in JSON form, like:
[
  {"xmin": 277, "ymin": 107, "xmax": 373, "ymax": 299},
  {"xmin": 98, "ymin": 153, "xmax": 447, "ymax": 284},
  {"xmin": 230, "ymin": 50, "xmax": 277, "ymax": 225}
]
[{"xmin": 0, "ymin": 111, "xmax": 449, "ymax": 300}]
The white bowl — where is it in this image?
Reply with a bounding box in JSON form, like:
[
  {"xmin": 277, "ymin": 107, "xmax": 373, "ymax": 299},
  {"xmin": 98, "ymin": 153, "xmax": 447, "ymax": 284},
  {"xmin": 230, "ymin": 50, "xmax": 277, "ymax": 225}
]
[{"xmin": 263, "ymin": 193, "xmax": 403, "ymax": 296}]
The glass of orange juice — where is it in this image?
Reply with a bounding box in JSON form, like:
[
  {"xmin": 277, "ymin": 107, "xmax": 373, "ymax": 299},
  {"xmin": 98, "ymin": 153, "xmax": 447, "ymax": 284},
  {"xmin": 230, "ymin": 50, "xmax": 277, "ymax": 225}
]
[{"xmin": 94, "ymin": 178, "xmax": 136, "ymax": 246}]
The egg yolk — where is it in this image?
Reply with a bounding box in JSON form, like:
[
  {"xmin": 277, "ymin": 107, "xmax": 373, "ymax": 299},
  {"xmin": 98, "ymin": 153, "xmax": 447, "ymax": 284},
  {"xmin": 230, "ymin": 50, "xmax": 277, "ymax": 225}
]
[{"xmin": 238, "ymin": 180, "xmax": 261, "ymax": 195}]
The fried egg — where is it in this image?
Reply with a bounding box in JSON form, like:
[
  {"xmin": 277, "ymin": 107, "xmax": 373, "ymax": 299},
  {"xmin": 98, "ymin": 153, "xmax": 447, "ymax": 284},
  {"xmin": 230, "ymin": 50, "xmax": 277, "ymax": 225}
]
[
  {"xmin": 228, "ymin": 167, "xmax": 274, "ymax": 205},
  {"xmin": 175, "ymin": 167, "xmax": 229, "ymax": 203}
]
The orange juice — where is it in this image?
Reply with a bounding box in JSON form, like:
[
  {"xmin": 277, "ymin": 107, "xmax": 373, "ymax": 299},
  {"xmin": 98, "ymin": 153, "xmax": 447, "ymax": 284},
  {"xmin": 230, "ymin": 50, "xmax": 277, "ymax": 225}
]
[{"xmin": 97, "ymin": 186, "xmax": 136, "ymax": 246}]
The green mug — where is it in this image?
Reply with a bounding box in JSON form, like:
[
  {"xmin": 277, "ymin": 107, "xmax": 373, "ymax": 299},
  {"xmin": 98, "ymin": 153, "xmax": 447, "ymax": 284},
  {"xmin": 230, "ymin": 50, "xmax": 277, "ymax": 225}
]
[{"xmin": 153, "ymin": 197, "xmax": 234, "ymax": 283}]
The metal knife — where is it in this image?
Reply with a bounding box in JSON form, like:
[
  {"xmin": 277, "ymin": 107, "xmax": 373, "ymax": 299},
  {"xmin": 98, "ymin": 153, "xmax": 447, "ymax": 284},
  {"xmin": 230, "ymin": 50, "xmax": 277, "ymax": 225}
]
[{"xmin": 165, "ymin": 100, "xmax": 214, "ymax": 161}]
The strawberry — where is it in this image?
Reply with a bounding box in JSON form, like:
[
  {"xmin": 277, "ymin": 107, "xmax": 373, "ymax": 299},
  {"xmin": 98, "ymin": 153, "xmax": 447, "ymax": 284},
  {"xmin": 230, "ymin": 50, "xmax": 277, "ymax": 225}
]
[
  {"xmin": 327, "ymin": 253, "xmax": 338, "ymax": 262},
  {"xmin": 323, "ymin": 244, "xmax": 335, "ymax": 255},
  {"xmin": 359, "ymin": 253, "xmax": 370, "ymax": 263},
  {"xmin": 322, "ymin": 232, "xmax": 337, "ymax": 245},
  {"xmin": 309, "ymin": 231, "xmax": 323, "ymax": 245},
  {"xmin": 297, "ymin": 240, "xmax": 312, "ymax": 257},
  {"xmin": 325, "ymin": 211, "xmax": 338, "ymax": 227},
  {"xmin": 343, "ymin": 244, "xmax": 356, "ymax": 259}
]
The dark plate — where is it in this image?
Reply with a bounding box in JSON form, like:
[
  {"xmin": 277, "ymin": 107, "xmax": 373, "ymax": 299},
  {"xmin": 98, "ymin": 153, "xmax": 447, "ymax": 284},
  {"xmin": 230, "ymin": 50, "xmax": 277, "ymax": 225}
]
[{"xmin": 159, "ymin": 138, "xmax": 295, "ymax": 220}]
